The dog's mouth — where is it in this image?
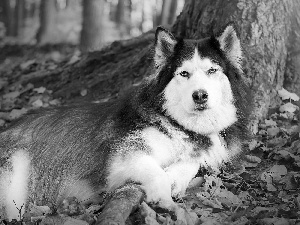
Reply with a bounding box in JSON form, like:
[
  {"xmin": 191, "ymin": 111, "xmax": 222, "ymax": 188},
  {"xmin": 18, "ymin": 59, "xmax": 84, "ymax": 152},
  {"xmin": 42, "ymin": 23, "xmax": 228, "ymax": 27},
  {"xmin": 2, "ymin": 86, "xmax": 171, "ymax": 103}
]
[{"xmin": 194, "ymin": 103, "xmax": 209, "ymax": 111}]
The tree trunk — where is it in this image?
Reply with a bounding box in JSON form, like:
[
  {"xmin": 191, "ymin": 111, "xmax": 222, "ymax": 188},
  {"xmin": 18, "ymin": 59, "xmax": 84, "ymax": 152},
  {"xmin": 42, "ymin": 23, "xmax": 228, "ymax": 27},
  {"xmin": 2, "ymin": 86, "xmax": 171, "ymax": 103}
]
[
  {"xmin": 36, "ymin": 0, "xmax": 57, "ymax": 44},
  {"xmin": 168, "ymin": 0, "xmax": 178, "ymax": 25},
  {"xmin": 284, "ymin": 8, "xmax": 300, "ymax": 96},
  {"xmin": 139, "ymin": 0, "xmax": 145, "ymax": 32},
  {"xmin": 80, "ymin": 0, "xmax": 105, "ymax": 52},
  {"xmin": 13, "ymin": 0, "xmax": 25, "ymax": 37},
  {"xmin": 172, "ymin": 0, "xmax": 299, "ymax": 127},
  {"xmin": 115, "ymin": 0, "xmax": 125, "ymax": 26},
  {"xmin": 115, "ymin": 0, "xmax": 131, "ymax": 38},
  {"xmin": 1, "ymin": 0, "xmax": 14, "ymax": 36},
  {"xmin": 160, "ymin": 0, "xmax": 172, "ymax": 26}
]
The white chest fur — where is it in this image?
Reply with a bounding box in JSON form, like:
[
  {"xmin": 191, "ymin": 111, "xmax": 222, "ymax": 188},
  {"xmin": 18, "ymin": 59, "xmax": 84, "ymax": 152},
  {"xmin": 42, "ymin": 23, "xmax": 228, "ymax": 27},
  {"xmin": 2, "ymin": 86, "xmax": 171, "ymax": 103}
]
[
  {"xmin": 141, "ymin": 127, "xmax": 195, "ymax": 167},
  {"xmin": 142, "ymin": 127, "xmax": 230, "ymax": 169},
  {"xmin": 142, "ymin": 127, "xmax": 231, "ymax": 197}
]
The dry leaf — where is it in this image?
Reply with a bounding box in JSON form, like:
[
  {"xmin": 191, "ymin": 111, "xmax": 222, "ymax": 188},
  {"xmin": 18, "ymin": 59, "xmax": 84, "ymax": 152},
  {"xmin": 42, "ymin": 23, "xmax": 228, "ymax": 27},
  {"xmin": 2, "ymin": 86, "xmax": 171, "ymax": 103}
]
[
  {"xmin": 279, "ymin": 102, "xmax": 299, "ymax": 113},
  {"xmin": 32, "ymin": 99, "xmax": 44, "ymax": 108},
  {"xmin": 264, "ymin": 119, "xmax": 277, "ymax": 127},
  {"xmin": 3, "ymin": 91, "xmax": 20, "ymax": 99},
  {"xmin": 244, "ymin": 155, "xmax": 262, "ymax": 163},
  {"xmin": 33, "ymin": 86, "xmax": 47, "ymax": 94},
  {"xmin": 9, "ymin": 108, "xmax": 27, "ymax": 120},
  {"xmin": 258, "ymin": 217, "xmax": 290, "ymax": 225},
  {"xmin": 20, "ymin": 59, "xmax": 36, "ymax": 70},
  {"xmin": 28, "ymin": 203, "xmax": 51, "ymax": 216},
  {"xmin": 278, "ymin": 88, "xmax": 300, "ymax": 101},
  {"xmin": 63, "ymin": 218, "xmax": 89, "ymax": 225},
  {"xmin": 267, "ymin": 127, "xmax": 280, "ymax": 136},
  {"xmin": 81, "ymin": 89, "xmax": 88, "ymax": 96}
]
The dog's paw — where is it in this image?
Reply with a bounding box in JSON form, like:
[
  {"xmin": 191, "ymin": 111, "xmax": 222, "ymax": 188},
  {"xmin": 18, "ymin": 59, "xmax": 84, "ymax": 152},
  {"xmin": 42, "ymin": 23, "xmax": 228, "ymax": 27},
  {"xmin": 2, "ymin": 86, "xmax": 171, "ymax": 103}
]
[
  {"xmin": 171, "ymin": 181, "xmax": 188, "ymax": 199},
  {"xmin": 143, "ymin": 174, "xmax": 177, "ymax": 211}
]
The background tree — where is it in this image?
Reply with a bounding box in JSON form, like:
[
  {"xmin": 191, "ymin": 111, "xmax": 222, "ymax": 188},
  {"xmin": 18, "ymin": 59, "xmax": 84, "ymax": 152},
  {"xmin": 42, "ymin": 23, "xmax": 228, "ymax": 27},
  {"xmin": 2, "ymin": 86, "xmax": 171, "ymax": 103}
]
[
  {"xmin": 0, "ymin": 0, "xmax": 14, "ymax": 36},
  {"xmin": 13, "ymin": 0, "xmax": 26, "ymax": 37},
  {"xmin": 0, "ymin": 0, "xmax": 25, "ymax": 37},
  {"xmin": 36, "ymin": 0, "xmax": 57, "ymax": 44},
  {"xmin": 80, "ymin": 0, "xmax": 105, "ymax": 52},
  {"xmin": 167, "ymin": 0, "xmax": 178, "ymax": 25},
  {"xmin": 160, "ymin": 0, "xmax": 172, "ymax": 26}
]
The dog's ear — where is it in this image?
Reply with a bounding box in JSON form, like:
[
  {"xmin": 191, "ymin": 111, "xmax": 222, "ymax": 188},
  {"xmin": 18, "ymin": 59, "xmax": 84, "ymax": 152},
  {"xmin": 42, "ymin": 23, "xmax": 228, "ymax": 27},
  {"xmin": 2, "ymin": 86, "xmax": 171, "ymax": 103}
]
[
  {"xmin": 216, "ymin": 24, "xmax": 243, "ymax": 71},
  {"xmin": 154, "ymin": 26, "xmax": 177, "ymax": 69}
]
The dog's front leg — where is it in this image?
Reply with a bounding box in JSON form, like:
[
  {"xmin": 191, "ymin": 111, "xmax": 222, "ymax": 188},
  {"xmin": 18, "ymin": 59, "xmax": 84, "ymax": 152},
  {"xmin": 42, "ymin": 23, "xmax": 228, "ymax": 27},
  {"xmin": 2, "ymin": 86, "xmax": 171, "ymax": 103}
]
[
  {"xmin": 108, "ymin": 155, "xmax": 177, "ymax": 211},
  {"xmin": 165, "ymin": 161, "xmax": 200, "ymax": 198}
]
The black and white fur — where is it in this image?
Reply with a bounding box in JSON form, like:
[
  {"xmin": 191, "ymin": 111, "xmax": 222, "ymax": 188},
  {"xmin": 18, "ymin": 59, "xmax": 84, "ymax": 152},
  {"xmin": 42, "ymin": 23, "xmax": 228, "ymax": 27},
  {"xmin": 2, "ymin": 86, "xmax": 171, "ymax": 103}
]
[{"xmin": 0, "ymin": 24, "xmax": 252, "ymax": 220}]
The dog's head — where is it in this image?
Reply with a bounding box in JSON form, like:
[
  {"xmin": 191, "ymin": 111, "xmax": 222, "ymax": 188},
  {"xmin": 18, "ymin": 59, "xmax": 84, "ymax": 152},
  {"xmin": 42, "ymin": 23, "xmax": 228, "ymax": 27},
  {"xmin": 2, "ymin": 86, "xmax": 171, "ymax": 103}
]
[{"xmin": 153, "ymin": 25, "xmax": 245, "ymax": 134}]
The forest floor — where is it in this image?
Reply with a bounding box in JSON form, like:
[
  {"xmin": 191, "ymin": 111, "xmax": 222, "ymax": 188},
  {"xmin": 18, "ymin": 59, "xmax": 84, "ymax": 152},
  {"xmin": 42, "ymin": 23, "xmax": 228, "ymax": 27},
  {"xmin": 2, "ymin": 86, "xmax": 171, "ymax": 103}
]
[{"xmin": 0, "ymin": 44, "xmax": 299, "ymax": 225}]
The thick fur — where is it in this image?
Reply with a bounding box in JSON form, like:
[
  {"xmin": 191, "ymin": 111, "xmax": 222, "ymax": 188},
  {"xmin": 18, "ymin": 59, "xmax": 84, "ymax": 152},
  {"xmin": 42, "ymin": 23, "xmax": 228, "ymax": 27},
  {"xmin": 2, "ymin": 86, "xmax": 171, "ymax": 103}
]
[{"xmin": 0, "ymin": 25, "xmax": 252, "ymax": 220}]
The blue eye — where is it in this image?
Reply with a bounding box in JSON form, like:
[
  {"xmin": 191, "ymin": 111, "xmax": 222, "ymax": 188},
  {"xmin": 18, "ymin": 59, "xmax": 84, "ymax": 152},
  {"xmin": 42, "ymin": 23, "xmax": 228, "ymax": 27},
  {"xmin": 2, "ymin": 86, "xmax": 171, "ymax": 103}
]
[
  {"xmin": 207, "ymin": 68, "xmax": 217, "ymax": 74},
  {"xmin": 179, "ymin": 71, "xmax": 190, "ymax": 77}
]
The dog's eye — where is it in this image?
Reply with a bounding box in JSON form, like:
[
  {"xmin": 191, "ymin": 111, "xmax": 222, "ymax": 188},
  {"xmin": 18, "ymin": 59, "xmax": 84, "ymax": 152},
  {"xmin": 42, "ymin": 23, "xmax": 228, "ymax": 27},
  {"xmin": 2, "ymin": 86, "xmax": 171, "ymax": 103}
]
[
  {"xmin": 179, "ymin": 71, "xmax": 190, "ymax": 77},
  {"xmin": 207, "ymin": 68, "xmax": 218, "ymax": 75}
]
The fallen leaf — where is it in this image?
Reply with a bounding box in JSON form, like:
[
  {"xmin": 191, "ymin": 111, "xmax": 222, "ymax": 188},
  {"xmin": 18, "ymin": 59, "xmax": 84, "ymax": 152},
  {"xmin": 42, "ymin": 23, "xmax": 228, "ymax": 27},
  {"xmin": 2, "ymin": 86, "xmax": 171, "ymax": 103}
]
[
  {"xmin": 49, "ymin": 99, "xmax": 61, "ymax": 105},
  {"xmin": 0, "ymin": 112, "xmax": 10, "ymax": 121},
  {"xmin": 0, "ymin": 78, "xmax": 8, "ymax": 91},
  {"xmin": 244, "ymin": 155, "xmax": 262, "ymax": 163},
  {"xmin": 217, "ymin": 189, "xmax": 242, "ymax": 207},
  {"xmin": 9, "ymin": 108, "xmax": 27, "ymax": 120},
  {"xmin": 20, "ymin": 59, "xmax": 36, "ymax": 70},
  {"xmin": 3, "ymin": 91, "xmax": 20, "ymax": 99},
  {"xmin": 279, "ymin": 102, "xmax": 299, "ymax": 113},
  {"xmin": 265, "ymin": 119, "xmax": 277, "ymax": 127},
  {"xmin": 33, "ymin": 86, "xmax": 46, "ymax": 94},
  {"xmin": 278, "ymin": 88, "xmax": 300, "ymax": 101},
  {"xmin": 67, "ymin": 50, "xmax": 81, "ymax": 65},
  {"xmin": 268, "ymin": 165, "xmax": 288, "ymax": 182},
  {"xmin": 63, "ymin": 218, "xmax": 89, "ymax": 225},
  {"xmin": 49, "ymin": 51, "xmax": 63, "ymax": 62},
  {"xmin": 0, "ymin": 119, "xmax": 5, "ymax": 126},
  {"xmin": 248, "ymin": 140, "xmax": 261, "ymax": 151},
  {"xmin": 267, "ymin": 127, "xmax": 280, "ymax": 136},
  {"xmin": 28, "ymin": 203, "xmax": 51, "ymax": 216},
  {"xmin": 279, "ymin": 172, "xmax": 298, "ymax": 190},
  {"xmin": 261, "ymin": 165, "xmax": 288, "ymax": 192},
  {"xmin": 32, "ymin": 99, "xmax": 44, "ymax": 108},
  {"xmin": 258, "ymin": 217, "xmax": 290, "ymax": 225},
  {"xmin": 80, "ymin": 89, "xmax": 87, "ymax": 96}
]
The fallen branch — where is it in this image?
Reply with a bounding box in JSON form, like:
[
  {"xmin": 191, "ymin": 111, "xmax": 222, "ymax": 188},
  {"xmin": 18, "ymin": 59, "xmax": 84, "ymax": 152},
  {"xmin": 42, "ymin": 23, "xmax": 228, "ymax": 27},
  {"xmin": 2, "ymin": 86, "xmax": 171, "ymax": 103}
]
[{"xmin": 96, "ymin": 184, "xmax": 145, "ymax": 225}]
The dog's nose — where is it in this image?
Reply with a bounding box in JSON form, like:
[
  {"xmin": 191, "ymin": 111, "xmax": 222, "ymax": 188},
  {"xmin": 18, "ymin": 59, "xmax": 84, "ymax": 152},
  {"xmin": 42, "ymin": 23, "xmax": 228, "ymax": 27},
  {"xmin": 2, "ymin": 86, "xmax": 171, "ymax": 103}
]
[{"xmin": 192, "ymin": 90, "xmax": 208, "ymax": 104}]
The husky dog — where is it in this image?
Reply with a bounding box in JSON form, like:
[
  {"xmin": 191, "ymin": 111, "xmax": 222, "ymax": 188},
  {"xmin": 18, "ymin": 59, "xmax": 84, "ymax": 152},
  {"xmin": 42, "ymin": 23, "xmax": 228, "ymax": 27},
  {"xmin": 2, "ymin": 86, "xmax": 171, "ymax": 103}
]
[{"xmin": 0, "ymin": 24, "xmax": 252, "ymax": 220}]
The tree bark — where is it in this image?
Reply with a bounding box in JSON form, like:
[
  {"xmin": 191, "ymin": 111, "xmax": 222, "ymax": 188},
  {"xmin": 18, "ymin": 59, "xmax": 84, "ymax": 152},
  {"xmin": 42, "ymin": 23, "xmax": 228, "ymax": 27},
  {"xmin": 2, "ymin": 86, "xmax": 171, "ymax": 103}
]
[
  {"xmin": 284, "ymin": 6, "xmax": 300, "ymax": 96},
  {"xmin": 115, "ymin": 0, "xmax": 131, "ymax": 38},
  {"xmin": 80, "ymin": 0, "xmax": 105, "ymax": 52},
  {"xmin": 160, "ymin": 0, "xmax": 172, "ymax": 26},
  {"xmin": 13, "ymin": 0, "xmax": 25, "ymax": 37},
  {"xmin": 96, "ymin": 184, "xmax": 144, "ymax": 225},
  {"xmin": 1, "ymin": 0, "xmax": 14, "ymax": 36},
  {"xmin": 115, "ymin": 0, "xmax": 125, "ymax": 26},
  {"xmin": 36, "ymin": 0, "xmax": 57, "ymax": 44},
  {"xmin": 168, "ymin": 0, "xmax": 178, "ymax": 25}
]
